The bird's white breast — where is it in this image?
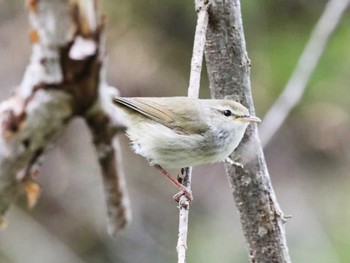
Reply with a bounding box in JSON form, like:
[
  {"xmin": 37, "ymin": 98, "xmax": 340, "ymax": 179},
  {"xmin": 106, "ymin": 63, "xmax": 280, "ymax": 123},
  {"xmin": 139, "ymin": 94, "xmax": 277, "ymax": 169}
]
[{"xmin": 126, "ymin": 120, "xmax": 249, "ymax": 168}]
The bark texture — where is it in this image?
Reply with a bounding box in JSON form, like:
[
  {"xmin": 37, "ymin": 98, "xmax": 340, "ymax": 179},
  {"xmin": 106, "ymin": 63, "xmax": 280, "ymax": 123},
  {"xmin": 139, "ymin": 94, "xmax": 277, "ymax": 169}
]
[
  {"xmin": 0, "ymin": 0, "xmax": 130, "ymax": 234},
  {"xmin": 204, "ymin": 1, "xmax": 291, "ymax": 262}
]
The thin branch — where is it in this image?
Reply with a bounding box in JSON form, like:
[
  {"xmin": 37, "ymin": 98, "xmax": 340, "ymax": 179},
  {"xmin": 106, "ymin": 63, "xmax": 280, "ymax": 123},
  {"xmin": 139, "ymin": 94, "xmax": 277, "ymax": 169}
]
[
  {"xmin": 259, "ymin": 0, "xmax": 350, "ymax": 147},
  {"xmin": 176, "ymin": 1, "xmax": 209, "ymax": 262},
  {"xmin": 204, "ymin": 0, "xmax": 291, "ymax": 261},
  {"xmin": 187, "ymin": 0, "xmax": 209, "ymax": 99}
]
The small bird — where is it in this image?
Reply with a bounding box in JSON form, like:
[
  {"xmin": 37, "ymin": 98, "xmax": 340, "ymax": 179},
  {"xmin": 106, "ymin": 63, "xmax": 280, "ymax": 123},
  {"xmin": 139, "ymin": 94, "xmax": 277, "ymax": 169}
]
[{"xmin": 113, "ymin": 97, "xmax": 260, "ymax": 201}]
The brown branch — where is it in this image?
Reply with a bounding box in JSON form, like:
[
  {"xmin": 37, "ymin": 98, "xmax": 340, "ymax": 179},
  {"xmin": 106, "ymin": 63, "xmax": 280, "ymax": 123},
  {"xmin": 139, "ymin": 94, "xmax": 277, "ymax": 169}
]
[
  {"xmin": 85, "ymin": 84, "xmax": 132, "ymax": 235},
  {"xmin": 0, "ymin": 0, "xmax": 129, "ymax": 235},
  {"xmin": 204, "ymin": 0, "xmax": 291, "ymax": 262}
]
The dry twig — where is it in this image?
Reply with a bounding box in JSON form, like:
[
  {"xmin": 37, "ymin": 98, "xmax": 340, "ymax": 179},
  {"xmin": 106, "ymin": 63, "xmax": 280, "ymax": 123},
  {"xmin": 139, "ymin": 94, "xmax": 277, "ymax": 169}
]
[{"xmin": 176, "ymin": 1, "xmax": 209, "ymax": 262}]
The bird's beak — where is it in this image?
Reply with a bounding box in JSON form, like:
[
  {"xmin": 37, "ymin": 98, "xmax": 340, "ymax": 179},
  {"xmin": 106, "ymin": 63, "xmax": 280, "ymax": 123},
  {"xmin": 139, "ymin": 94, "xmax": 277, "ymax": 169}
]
[{"xmin": 236, "ymin": 115, "xmax": 261, "ymax": 123}]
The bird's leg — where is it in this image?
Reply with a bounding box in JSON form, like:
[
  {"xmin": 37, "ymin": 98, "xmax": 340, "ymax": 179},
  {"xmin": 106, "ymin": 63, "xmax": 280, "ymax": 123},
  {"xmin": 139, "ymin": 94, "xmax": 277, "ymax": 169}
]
[
  {"xmin": 176, "ymin": 168, "xmax": 186, "ymax": 184},
  {"xmin": 154, "ymin": 165, "xmax": 193, "ymax": 202}
]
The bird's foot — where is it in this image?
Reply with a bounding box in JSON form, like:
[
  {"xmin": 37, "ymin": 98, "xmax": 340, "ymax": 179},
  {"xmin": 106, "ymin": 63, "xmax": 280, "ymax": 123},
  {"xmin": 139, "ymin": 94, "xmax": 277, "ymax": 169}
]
[
  {"xmin": 173, "ymin": 187, "xmax": 193, "ymax": 204},
  {"xmin": 154, "ymin": 164, "xmax": 193, "ymax": 204}
]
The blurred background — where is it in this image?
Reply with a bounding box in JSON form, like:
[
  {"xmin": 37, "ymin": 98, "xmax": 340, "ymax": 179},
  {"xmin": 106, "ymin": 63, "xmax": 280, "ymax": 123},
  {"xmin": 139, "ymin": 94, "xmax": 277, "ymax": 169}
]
[{"xmin": 0, "ymin": 0, "xmax": 350, "ymax": 262}]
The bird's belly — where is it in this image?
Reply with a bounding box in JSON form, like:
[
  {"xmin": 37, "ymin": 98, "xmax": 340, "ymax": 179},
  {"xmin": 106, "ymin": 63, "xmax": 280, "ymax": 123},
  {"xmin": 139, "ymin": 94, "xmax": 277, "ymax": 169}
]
[
  {"xmin": 129, "ymin": 132, "xmax": 208, "ymax": 168},
  {"xmin": 127, "ymin": 123, "xmax": 241, "ymax": 169}
]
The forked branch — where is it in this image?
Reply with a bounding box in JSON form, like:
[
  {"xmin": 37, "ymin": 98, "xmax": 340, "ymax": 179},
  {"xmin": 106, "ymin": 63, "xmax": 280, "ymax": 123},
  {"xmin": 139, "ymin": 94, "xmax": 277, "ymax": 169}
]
[{"xmin": 0, "ymin": 0, "xmax": 130, "ymax": 235}]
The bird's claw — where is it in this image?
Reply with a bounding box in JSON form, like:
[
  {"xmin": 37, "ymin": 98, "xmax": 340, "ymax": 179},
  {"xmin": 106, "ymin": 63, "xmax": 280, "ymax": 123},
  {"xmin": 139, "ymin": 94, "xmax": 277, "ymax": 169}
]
[{"xmin": 173, "ymin": 187, "xmax": 193, "ymax": 204}]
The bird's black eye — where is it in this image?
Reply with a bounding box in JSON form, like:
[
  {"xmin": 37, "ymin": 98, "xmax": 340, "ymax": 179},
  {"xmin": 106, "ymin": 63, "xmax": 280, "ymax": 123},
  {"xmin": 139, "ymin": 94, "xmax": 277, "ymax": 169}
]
[{"xmin": 223, "ymin": 110, "xmax": 232, "ymax": 117}]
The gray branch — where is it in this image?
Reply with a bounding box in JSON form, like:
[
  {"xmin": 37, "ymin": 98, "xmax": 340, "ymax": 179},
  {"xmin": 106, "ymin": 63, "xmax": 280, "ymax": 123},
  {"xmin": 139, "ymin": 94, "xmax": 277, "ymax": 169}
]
[
  {"xmin": 177, "ymin": 1, "xmax": 209, "ymax": 262},
  {"xmin": 0, "ymin": 0, "xmax": 130, "ymax": 234},
  {"xmin": 204, "ymin": 0, "xmax": 291, "ymax": 262}
]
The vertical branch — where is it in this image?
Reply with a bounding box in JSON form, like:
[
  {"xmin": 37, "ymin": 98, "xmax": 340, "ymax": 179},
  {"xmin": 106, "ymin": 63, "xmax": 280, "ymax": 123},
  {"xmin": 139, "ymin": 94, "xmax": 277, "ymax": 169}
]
[
  {"xmin": 78, "ymin": 0, "xmax": 132, "ymax": 235},
  {"xmin": 187, "ymin": 0, "xmax": 210, "ymax": 98},
  {"xmin": 85, "ymin": 85, "xmax": 132, "ymax": 235},
  {"xmin": 204, "ymin": 0, "xmax": 291, "ymax": 262},
  {"xmin": 176, "ymin": 1, "xmax": 209, "ymax": 262}
]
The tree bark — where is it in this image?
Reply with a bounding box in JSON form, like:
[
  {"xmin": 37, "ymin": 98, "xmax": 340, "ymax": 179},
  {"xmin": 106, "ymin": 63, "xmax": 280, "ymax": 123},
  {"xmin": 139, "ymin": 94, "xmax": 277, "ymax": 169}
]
[
  {"xmin": 0, "ymin": 0, "xmax": 130, "ymax": 234},
  {"xmin": 204, "ymin": 1, "xmax": 291, "ymax": 262}
]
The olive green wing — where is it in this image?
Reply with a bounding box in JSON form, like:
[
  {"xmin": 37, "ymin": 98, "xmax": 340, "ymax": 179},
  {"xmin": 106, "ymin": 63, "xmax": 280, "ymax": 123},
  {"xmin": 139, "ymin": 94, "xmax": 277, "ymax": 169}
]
[{"xmin": 113, "ymin": 97, "xmax": 209, "ymax": 135}]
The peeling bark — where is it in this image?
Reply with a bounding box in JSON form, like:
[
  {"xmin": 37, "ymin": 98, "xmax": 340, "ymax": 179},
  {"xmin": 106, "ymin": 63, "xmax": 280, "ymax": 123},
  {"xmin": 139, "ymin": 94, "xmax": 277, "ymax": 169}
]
[{"xmin": 0, "ymin": 0, "xmax": 130, "ymax": 234}]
